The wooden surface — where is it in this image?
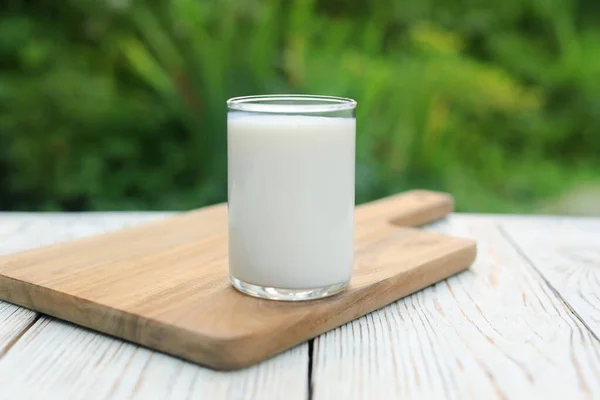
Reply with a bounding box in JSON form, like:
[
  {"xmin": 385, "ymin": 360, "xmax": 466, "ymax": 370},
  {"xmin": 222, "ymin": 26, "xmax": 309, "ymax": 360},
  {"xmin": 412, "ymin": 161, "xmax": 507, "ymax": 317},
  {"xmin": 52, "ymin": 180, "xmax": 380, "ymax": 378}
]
[
  {"xmin": 501, "ymin": 218, "xmax": 600, "ymax": 336},
  {"xmin": 312, "ymin": 216, "xmax": 600, "ymax": 399},
  {"xmin": 1, "ymin": 213, "xmax": 600, "ymax": 399},
  {"xmin": 0, "ymin": 190, "xmax": 474, "ymax": 370},
  {"xmin": 0, "ymin": 213, "xmax": 308, "ymax": 400}
]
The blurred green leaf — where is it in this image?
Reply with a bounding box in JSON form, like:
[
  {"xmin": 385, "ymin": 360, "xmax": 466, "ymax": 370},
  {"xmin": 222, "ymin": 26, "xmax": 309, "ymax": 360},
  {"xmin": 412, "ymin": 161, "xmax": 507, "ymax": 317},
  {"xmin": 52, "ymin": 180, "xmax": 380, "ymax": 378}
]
[{"xmin": 1, "ymin": 0, "xmax": 599, "ymax": 213}]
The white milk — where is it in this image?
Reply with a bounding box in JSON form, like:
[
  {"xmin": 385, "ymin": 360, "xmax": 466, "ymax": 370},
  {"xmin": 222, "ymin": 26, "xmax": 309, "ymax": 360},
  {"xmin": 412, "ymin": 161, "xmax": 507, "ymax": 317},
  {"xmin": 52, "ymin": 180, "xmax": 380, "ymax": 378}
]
[{"xmin": 228, "ymin": 113, "xmax": 356, "ymax": 289}]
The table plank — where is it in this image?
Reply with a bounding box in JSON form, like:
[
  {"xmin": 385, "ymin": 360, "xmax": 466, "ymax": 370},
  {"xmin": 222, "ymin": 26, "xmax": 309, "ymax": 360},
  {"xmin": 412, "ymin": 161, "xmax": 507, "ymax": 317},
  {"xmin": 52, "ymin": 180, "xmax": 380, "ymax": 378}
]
[
  {"xmin": 0, "ymin": 303, "xmax": 36, "ymax": 355},
  {"xmin": 312, "ymin": 216, "xmax": 600, "ymax": 399},
  {"xmin": 0, "ymin": 213, "xmax": 173, "ymax": 256},
  {"xmin": 0, "ymin": 317, "xmax": 307, "ymax": 399},
  {"xmin": 501, "ymin": 217, "xmax": 600, "ymax": 335},
  {"xmin": 0, "ymin": 213, "xmax": 308, "ymax": 399},
  {"xmin": 0, "ymin": 213, "xmax": 171, "ymax": 357}
]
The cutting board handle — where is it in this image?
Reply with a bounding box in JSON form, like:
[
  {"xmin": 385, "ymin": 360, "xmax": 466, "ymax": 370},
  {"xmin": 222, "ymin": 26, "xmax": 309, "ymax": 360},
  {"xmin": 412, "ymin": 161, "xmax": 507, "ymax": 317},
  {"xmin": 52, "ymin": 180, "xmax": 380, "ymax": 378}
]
[{"xmin": 355, "ymin": 190, "xmax": 454, "ymax": 227}]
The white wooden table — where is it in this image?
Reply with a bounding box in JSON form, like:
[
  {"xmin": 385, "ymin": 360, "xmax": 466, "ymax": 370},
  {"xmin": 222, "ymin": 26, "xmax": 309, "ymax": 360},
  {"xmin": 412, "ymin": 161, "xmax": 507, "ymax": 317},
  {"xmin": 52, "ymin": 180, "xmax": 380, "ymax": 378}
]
[{"xmin": 1, "ymin": 213, "xmax": 599, "ymax": 399}]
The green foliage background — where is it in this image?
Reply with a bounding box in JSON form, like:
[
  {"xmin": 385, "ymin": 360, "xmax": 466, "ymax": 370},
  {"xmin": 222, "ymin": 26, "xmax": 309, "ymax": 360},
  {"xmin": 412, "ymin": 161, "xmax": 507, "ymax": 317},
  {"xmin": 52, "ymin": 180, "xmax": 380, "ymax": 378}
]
[{"xmin": 1, "ymin": 0, "xmax": 599, "ymax": 212}]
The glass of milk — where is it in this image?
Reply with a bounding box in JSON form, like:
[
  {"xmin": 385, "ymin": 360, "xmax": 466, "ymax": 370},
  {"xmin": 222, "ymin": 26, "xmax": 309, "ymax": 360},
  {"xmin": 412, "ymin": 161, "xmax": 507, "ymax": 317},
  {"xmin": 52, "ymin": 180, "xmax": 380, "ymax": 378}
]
[{"xmin": 227, "ymin": 95, "xmax": 356, "ymax": 301}]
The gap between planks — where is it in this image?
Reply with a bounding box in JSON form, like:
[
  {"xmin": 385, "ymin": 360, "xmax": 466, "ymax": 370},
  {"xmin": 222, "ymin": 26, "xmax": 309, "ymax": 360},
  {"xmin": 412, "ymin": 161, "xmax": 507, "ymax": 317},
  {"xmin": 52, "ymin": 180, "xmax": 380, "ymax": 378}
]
[
  {"xmin": 280, "ymin": 218, "xmax": 600, "ymax": 400},
  {"xmin": 4, "ymin": 213, "xmax": 600, "ymax": 400},
  {"xmin": 0, "ymin": 314, "xmax": 41, "ymax": 359},
  {"xmin": 310, "ymin": 216, "xmax": 600, "ymax": 400},
  {"xmin": 0, "ymin": 213, "xmax": 309, "ymax": 400},
  {"xmin": 308, "ymin": 340, "xmax": 314, "ymax": 400},
  {"xmin": 0, "ymin": 214, "xmax": 173, "ymax": 363},
  {"xmin": 498, "ymin": 224, "xmax": 600, "ymax": 344}
]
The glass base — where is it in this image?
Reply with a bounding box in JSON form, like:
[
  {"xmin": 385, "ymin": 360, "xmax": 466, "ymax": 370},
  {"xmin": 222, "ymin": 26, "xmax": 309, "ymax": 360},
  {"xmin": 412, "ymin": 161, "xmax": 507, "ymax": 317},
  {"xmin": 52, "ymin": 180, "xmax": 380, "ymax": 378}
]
[{"xmin": 230, "ymin": 275, "xmax": 349, "ymax": 301}]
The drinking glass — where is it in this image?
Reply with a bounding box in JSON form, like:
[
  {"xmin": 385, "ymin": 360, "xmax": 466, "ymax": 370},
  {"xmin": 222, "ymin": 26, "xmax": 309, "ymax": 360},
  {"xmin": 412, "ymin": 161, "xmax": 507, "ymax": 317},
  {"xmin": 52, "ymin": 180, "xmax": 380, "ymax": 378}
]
[{"xmin": 227, "ymin": 95, "xmax": 357, "ymax": 301}]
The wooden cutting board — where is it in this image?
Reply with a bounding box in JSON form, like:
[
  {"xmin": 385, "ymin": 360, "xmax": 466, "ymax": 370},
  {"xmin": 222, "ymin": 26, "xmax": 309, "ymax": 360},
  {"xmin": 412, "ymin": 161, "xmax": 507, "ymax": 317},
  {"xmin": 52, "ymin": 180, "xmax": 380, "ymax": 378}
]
[{"xmin": 0, "ymin": 190, "xmax": 476, "ymax": 370}]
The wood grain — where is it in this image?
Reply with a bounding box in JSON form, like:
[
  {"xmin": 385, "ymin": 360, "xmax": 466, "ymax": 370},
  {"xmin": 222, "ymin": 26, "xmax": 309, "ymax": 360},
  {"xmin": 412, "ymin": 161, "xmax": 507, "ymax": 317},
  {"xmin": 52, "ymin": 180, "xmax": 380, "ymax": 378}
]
[
  {"xmin": 355, "ymin": 190, "xmax": 453, "ymax": 227},
  {"xmin": 0, "ymin": 212, "xmax": 172, "ymax": 256},
  {"xmin": 501, "ymin": 217, "xmax": 600, "ymax": 334},
  {"xmin": 312, "ymin": 216, "xmax": 600, "ymax": 399},
  {"xmin": 0, "ymin": 303, "xmax": 36, "ymax": 356},
  {"xmin": 0, "ymin": 213, "xmax": 307, "ymax": 399},
  {"xmin": 0, "ymin": 213, "xmax": 169, "ymax": 359},
  {"xmin": 0, "ymin": 317, "xmax": 307, "ymax": 400},
  {"xmin": 0, "ymin": 190, "xmax": 474, "ymax": 370}
]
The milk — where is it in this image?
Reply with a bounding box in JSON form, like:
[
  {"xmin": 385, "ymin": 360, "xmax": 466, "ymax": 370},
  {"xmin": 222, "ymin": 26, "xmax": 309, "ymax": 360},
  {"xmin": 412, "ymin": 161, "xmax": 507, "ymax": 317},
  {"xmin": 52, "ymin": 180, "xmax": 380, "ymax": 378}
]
[{"xmin": 228, "ymin": 113, "xmax": 356, "ymax": 289}]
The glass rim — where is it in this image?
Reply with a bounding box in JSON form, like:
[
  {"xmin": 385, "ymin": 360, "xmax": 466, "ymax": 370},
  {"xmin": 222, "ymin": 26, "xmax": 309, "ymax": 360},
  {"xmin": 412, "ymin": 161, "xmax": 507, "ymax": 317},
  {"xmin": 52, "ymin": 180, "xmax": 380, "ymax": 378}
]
[{"xmin": 226, "ymin": 94, "xmax": 357, "ymax": 113}]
